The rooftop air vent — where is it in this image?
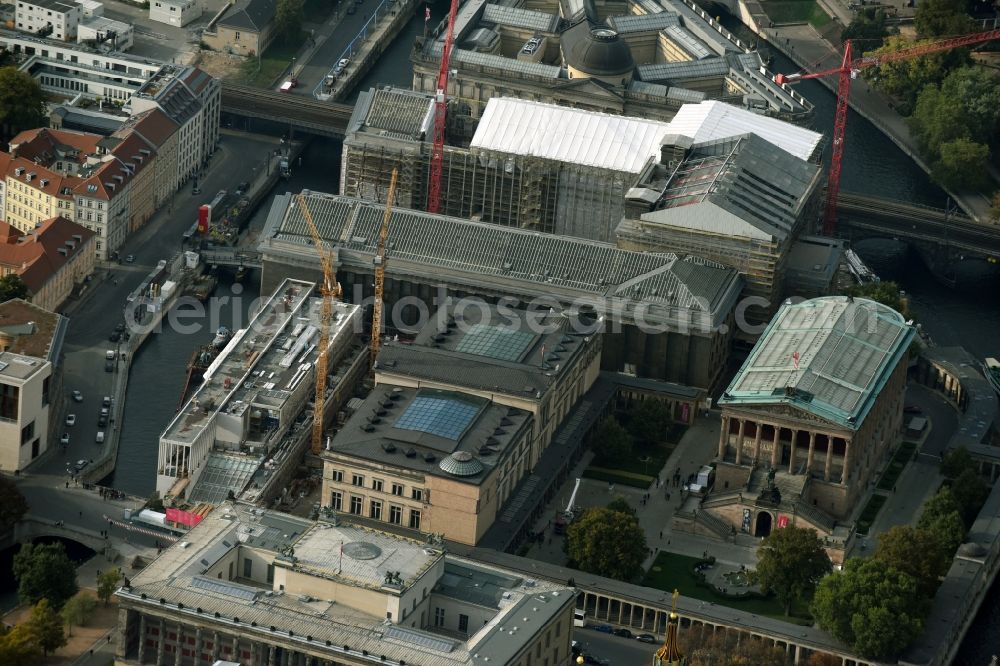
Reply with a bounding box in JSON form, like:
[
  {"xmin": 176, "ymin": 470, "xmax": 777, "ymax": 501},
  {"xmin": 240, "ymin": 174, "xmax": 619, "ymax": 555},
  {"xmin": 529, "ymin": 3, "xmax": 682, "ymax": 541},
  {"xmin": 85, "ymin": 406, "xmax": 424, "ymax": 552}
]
[
  {"xmin": 423, "ymin": 452, "xmax": 436, "ymax": 463},
  {"xmin": 361, "ymin": 424, "xmax": 376, "ymax": 432},
  {"xmin": 368, "ymin": 416, "xmax": 382, "ymax": 425},
  {"xmin": 375, "ymin": 409, "xmax": 387, "ymax": 417},
  {"xmin": 405, "ymin": 448, "xmax": 416, "ymax": 458},
  {"xmin": 381, "ymin": 442, "xmax": 396, "ymax": 453},
  {"xmin": 485, "ymin": 437, "xmax": 500, "ymax": 446},
  {"xmin": 507, "ymin": 407, "xmax": 519, "ymax": 416},
  {"xmin": 493, "ymin": 428, "xmax": 506, "ymax": 437},
  {"xmin": 500, "ymin": 417, "xmax": 513, "ymax": 427}
]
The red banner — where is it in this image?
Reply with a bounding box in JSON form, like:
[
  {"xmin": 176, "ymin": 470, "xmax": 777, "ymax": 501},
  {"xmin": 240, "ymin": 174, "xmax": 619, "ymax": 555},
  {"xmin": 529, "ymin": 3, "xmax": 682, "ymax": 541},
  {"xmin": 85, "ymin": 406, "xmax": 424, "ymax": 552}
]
[
  {"xmin": 777, "ymin": 515, "xmax": 789, "ymax": 529},
  {"xmin": 166, "ymin": 508, "xmax": 204, "ymax": 527}
]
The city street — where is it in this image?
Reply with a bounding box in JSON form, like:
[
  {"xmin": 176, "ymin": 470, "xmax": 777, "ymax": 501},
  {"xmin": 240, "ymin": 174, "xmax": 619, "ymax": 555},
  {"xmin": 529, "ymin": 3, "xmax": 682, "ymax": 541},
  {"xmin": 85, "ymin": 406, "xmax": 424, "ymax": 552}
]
[
  {"xmin": 36, "ymin": 131, "xmax": 282, "ymax": 480},
  {"xmin": 573, "ymin": 629, "xmax": 659, "ymax": 665}
]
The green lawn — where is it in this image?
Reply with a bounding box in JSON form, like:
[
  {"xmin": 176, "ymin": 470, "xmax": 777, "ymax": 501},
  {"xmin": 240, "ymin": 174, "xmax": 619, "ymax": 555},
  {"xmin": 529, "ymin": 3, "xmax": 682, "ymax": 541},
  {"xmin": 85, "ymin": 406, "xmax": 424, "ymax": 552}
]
[
  {"xmin": 582, "ymin": 467, "xmax": 654, "ymax": 489},
  {"xmin": 761, "ymin": 0, "xmax": 830, "ymax": 26},
  {"xmin": 877, "ymin": 442, "xmax": 917, "ymax": 491},
  {"xmin": 240, "ymin": 39, "xmax": 302, "ymax": 88},
  {"xmin": 584, "ymin": 438, "xmax": 678, "ymax": 489},
  {"xmin": 641, "ymin": 552, "xmax": 813, "ymax": 623}
]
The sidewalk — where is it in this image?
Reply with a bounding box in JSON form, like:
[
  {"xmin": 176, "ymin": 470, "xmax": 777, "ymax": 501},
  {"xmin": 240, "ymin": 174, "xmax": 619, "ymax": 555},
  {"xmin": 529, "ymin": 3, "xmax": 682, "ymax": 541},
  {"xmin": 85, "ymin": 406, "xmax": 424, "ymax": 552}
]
[
  {"xmin": 763, "ymin": 22, "xmax": 993, "ymax": 222},
  {"xmin": 525, "ymin": 413, "xmax": 759, "ymax": 571}
]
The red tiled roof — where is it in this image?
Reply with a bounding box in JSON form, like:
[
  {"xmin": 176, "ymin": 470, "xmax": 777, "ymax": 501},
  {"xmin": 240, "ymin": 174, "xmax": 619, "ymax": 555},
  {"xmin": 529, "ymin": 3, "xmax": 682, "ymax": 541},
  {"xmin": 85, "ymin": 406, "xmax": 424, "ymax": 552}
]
[
  {"xmin": 9, "ymin": 128, "xmax": 102, "ymax": 166},
  {"xmin": 0, "ymin": 216, "xmax": 95, "ymax": 294},
  {"xmin": 115, "ymin": 108, "xmax": 178, "ymax": 149},
  {"xmin": 6, "ymin": 156, "xmax": 75, "ymax": 199}
]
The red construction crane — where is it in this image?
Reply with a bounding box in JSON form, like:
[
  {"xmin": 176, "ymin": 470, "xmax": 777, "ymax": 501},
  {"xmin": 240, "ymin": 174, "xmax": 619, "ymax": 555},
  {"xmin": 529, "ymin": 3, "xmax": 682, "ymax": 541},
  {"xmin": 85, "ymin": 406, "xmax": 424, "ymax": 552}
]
[
  {"xmin": 775, "ymin": 28, "xmax": 1000, "ymax": 236},
  {"xmin": 427, "ymin": 0, "xmax": 461, "ymax": 214}
]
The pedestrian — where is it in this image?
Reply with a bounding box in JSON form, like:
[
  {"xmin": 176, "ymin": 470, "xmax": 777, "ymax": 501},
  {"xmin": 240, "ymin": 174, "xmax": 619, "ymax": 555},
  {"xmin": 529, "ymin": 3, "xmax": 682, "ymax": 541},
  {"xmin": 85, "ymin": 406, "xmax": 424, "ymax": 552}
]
[
  {"xmin": 65, "ymin": 481, "xmax": 69, "ymax": 489},
  {"xmin": 79, "ymin": 510, "xmax": 83, "ymax": 518},
  {"xmin": 659, "ymin": 531, "xmax": 663, "ymax": 539}
]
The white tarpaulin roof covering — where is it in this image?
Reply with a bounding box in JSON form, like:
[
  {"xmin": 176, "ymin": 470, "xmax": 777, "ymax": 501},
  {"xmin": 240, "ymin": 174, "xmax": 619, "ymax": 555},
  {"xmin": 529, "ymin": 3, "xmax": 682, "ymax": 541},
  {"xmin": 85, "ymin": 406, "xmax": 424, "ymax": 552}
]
[
  {"xmin": 665, "ymin": 100, "xmax": 822, "ymax": 161},
  {"xmin": 470, "ymin": 98, "xmax": 823, "ymax": 173},
  {"xmin": 470, "ymin": 98, "xmax": 673, "ymax": 174}
]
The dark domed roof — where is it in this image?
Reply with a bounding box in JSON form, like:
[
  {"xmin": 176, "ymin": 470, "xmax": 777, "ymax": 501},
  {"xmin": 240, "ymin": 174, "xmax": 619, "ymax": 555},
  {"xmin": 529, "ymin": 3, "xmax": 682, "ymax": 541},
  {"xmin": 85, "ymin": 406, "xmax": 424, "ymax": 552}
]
[{"xmin": 562, "ymin": 23, "xmax": 635, "ymax": 77}]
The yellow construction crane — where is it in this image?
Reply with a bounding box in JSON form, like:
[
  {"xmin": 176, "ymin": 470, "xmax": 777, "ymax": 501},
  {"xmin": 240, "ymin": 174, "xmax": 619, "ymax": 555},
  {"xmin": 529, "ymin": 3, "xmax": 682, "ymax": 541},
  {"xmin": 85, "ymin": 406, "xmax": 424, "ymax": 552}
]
[
  {"xmin": 371, "ymin": 168, "xmax": 398, "ymax": 369},
  {"xmin": 295, "ymin": 192, "xmax": 342, "ymax": 457}
]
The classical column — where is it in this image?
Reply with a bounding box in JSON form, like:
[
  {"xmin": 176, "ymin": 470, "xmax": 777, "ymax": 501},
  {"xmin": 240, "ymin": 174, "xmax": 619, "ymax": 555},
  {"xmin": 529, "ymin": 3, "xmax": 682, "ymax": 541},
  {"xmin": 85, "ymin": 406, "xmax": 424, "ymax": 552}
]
[
  {"xmin": 752, "ymin": 422, "xmax": 763, "ymax": 462},
  {"xmin": 806, "ymin": 432, "xmax": 816, "ymax": 476},
  {"xmin": 268, "ymin": 645, "xmax": 277, "ymax": 666},
  {"xmin": 788, "ymin": 429, "xmax": 798, "ymax": 474},
  {"xmin": 232, "ymin": 635, "xmax": 239, "ymax": 662},
  {"xmin": 718, "ymin": 416, "xmax": 730, "ymax": 459},
  {"xmin": 770, "ymin": 427, "xmax": 781, "ymax": 468},
  {"xmin": 841, "ymin": 441, "xmax": 851, "ymax": 484},
  {"xmin": 193, "ymin": 628, "xmax": 202, "ymax": 665},
  {"xmin": 212, "ymin": 631, "xmax": 220, "ymax": 660},
  {"xmin": 138, "ymin": 615, "xmax": 147, "ymax": 664},
  {"xmin": 174, "ymin": 625, "xmax": 183, "ymax": 666},
  {"xmin": 155, "ymin": 620, "xmax": 166, "ymax": 666},
  {"xmin": 735, "ymin": 419, "xmax": 746, "ymax": 465},
  {"xmin": 824, "ymin": 436, "xmax": 835, "ymax": 481}
]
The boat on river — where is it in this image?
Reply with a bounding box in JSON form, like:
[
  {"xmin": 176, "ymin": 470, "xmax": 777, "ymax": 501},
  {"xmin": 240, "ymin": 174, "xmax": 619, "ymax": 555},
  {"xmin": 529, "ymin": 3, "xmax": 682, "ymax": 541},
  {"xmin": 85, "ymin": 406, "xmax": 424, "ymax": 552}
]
[{"xmin": 983, "ymin": 358, "xmax": 1000, "ymax": 396}]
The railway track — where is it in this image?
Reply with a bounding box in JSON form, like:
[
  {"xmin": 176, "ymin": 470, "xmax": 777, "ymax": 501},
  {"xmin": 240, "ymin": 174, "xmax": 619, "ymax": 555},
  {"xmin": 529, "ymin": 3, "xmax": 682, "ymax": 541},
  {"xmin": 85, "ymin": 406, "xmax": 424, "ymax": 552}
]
[{"xmin": 221, "ymin": 83, "xmax": 354, "ymax": 131}]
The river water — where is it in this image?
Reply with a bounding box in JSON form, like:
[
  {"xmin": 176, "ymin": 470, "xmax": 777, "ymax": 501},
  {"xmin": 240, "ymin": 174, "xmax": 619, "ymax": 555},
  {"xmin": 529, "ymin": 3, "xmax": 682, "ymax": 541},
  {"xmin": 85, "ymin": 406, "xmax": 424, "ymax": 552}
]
[{"xmin": 114, "ymin": 7, "xmax": 998, "ymax": 660}]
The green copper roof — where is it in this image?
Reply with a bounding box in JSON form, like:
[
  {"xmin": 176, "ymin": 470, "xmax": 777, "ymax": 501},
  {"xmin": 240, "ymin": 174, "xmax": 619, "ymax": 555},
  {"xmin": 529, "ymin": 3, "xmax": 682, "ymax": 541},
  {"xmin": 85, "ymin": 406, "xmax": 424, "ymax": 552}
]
[{"xmin": 719, "ymin": 296, "xmax": 914, "ymax": 430}]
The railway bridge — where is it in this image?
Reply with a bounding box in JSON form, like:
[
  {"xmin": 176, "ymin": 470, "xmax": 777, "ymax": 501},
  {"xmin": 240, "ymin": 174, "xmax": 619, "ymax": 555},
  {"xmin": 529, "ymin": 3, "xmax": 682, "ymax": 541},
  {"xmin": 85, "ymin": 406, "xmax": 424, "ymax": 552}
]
[
  {"xmin": 837, "ymin": 193, "xmax": 1000, "ymax": 280},
  {"xmin": 222, "ymin": 83, "xmax": 354, "ymax": 137}
]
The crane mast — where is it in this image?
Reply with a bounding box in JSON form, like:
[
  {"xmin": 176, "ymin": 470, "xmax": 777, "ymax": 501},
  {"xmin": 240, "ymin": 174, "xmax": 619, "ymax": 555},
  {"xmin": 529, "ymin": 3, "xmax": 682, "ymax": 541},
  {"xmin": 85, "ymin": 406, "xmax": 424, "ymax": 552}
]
[
  {"xmin": 371, "ymin": 168, "xmax": 399, "ymax": 368},
  {"xmin": 774, "ymin": 28, "xmax": 1000, "ymax": 235},
  {"xmin": 427, "ymin": 0, "xmax": 461, "ymax": 214},
  {"xmin": 295, "ymin": 193, "xmax": 342, "ymax": 456}
]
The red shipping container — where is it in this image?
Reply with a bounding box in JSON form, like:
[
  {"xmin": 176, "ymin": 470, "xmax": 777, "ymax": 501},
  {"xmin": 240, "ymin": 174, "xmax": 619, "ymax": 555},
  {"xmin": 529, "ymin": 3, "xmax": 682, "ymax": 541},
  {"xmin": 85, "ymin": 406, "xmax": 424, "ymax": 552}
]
[{"xmin": 197, "ymin": 205, "xmax": 211, "ymax": 233}]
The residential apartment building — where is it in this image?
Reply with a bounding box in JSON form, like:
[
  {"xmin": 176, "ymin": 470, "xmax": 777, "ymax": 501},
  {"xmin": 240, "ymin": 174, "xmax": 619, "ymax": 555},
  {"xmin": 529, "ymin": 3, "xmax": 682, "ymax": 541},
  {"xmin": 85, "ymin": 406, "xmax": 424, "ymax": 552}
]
[
  {"xmin": 0, "ymin": 299, "xmax": 66, "ymax": 472},
  {"xmin": 130, "ymin": 64, "xmax": 221, "ymax": 186},
  {"xmin": 321, "ymin": 302, "xmax": 603, "ymax": 545},
  {"xmin": 0, "ymin": 217, "xmax": 96, "ymax": 311},
  {"xmin": 4, "ymin": 158, "xmax": 77, "ymax": 232},
  {"xmin": 15, "ymin": 0, "xmax": 81, "ymax": 40},
  {"xmin": 77, "ymin": 15, "xmax": 133, "ymax": 51},
  {"xmin": 115, "ymin": 506, "xmax": 575, "ymax": 666},
  {"xmin": 114, "ymin": 109, "xmax": 179, "ymax": 210}
]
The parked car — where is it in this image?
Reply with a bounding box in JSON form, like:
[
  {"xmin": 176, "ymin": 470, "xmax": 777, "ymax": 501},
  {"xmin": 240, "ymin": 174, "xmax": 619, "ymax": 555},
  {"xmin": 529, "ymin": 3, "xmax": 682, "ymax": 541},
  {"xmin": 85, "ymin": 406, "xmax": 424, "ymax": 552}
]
[
  {"xmin": 635, "ymin": 633, "xmax": 657, "ymax": 644},
  {"xmin": 103, "ymin": 396, "xmax": 112, "ymax": 407},
  {"xmin": 95, "ymin": 431, "xmax": 105, "ymax": 444},
  {"xmin": 590, "ymin": 624, "xmax": 613, "ymax": 634},
  {"xmin": 109, "ymin": 330, "xmax": 121, "ymax": 342},
  {"xmin": 334, "ymin": 58, "xmax": 350, "ymax": 75},
  {"xmin": 904, "ymin": 405, "xmax": 922, "ymax": 414},
  {"xmin": 105, "ymin": 359, "xmax": 114, "ymax": 373},
  {"xmin": 98, "ymin": 415, "xmax": 108, "ymax": 427},
  {"xmin": 612, "ymin": 628, "xmax": 632, "ymax": 639},
  {"xmin": 74, "ymin": 459, "xmax": 89, "ymax": 471},
  {"xmin": 71, "ymin": 390, "xmax": 83, "ymax": 402},
  {"xmin": 115, "ymin": 322, "xmax": 126, "ymax": 333},
  {"xmin": 582, "ymin": 655, "xmax": 610, "ymax": 665},
  {"xmin": 125, "ymin": 254, "xmax": 135, "ymax": 263},
  {"xmin": 65, "ymin": 414, "xmax": 76, "ymax": 427},
  {"xmin": 60, "ymin": 433, "xmax": 70, "ymax": 445},
  {"xmin": 106, "ymin": 349, "xmax": 116, "ymax": 360}
]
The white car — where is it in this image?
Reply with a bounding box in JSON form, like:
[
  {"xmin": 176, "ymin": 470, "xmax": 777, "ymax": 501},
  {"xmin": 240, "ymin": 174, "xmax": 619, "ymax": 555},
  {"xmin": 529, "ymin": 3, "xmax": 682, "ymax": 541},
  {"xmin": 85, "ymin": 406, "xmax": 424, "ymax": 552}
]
[
  {"xmin": 71, "ymin": 390, "xmax": 83, "ymax": 402},
  {"xmin": 65, "ymin": 414, "xmax": 76, "ymax": 426},
  {"xmin": 60, "ymin": 433, "xmax": 70, "ymax": 445},
  {"xmin": 95, "ymin": 431, "xmax": 105, "ymax": 444}
]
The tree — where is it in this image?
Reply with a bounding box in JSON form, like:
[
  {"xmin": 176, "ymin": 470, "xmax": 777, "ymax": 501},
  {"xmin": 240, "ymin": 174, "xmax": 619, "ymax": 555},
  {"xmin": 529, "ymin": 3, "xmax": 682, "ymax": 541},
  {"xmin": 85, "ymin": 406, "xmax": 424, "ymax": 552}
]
[
  {"xmin": 0, "ymin": 624, "xmax": 40, "ymax": 663},
  {"xmin": 755, "ymin": 525, "xmax": 831, "ymax": 615},
  {"xmin": 933, "ymin": 137, "xmax": 991, "ymax": 191},
  {"xmin": 940, "ymin": 446, "xmax": 975, "ymax": 479},
  {"xmin": 60, "ymin": 593, "xmax": 96, "ymax": 637},
  {"xmin": 918, "ymin": 487, "xmax": 966, "ymax": 556},
  {"xmin": 841, "ymin": 8, "xmax": 890, "ymax": 48},
  {"xmin": 806, "ymin": 654, "xmax": 842, "ymax": 666},
  {"xmin": 591, "ymin": 417, "xmax": 633, "ymax": 464},
  {"xmin": 811, "ymin": 558, "xmax": 926, "ymax": 660},
  {"xmin": 0, "ymin": 475, "xmax": 28, "ymax": 532},
  {"xmin": 97, "ymin": 569, "xmax": 120, "ymax": 606},
  {"xmin": 626, "ymin": 399, "xmax": 672, "ymax": 445},
  {"xmin": 842, "ymin": 280, "xmax": 907, "ymax": 315},
  {"xmin": 684, "ymin": 630, "xmax": 787, "ymax": 666},
  {"xmin": 605, "ymin": 497, "xmax": 637, "ymax": 519},
  {"xmin": 274, "ymin": 0, "xmax": 304, "ymax": 44},
  {"xmin": 0, "ymin": 68, "xmax": 45, "ymax": 140},
  {"xmin": 0, "ymin": 274, "xmax": 28, "ymax": 304},
  {"xmin": 25, "ymin": 599, "xmax": 66, "ymax": 656},
  {"xmin": 565, "ymin": 507, "xmax": 646, "ymax": 581},
  {"xmin": 867, "ymin": 36, "xmax": 965, "ymax": 114},
  {"xmin": 874, "ymin": 525, "xmax": 948, "ymax": 597},
  {"xmin": 951, "ymin": 468, "xmax": 989, "ymax": 524},
  {"xmin": 915, "ymin": 0, "xmax": 972, "ymax": 38},
  {"xmin": 990, "ymin": 191, "xmax": 1000, "ymax": 222},
  {"xmin": 12, "ymin": 542, "xmax": 79, "ymax": 609}
]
